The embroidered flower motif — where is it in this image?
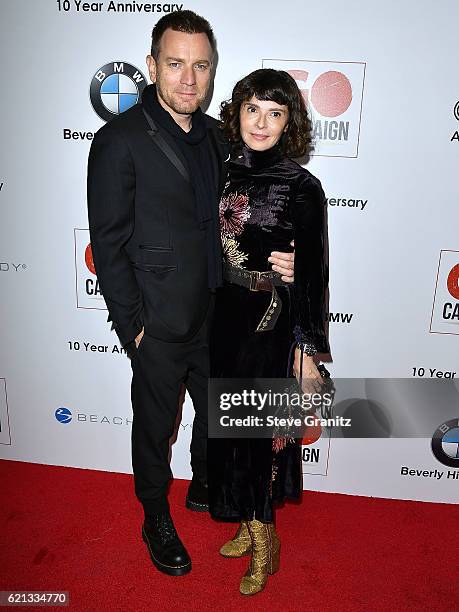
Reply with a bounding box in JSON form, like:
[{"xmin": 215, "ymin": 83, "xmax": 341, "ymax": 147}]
[
  {"xmin": 221, "ymin": 235, "xmax": 248, "ymax": 267},
  {"xmin": 219, "ymin": 192, "xmax": 250, "ymax": 237}
]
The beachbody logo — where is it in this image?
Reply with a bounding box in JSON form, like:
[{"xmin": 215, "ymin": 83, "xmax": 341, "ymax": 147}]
[
  {"xmin": 74, "ymin": 228, "xmax": 107, "ymax": 310},
  {"xmin": 90, "ymin": 62, "xmax": 147, "ymax": 122},
  {"xmin": 55, "ymin": 407, "xmax": 72, "ymax": 424},
  {"xmin": 262, "ymin": 59, "xmax": 366, "ymax": 158}
]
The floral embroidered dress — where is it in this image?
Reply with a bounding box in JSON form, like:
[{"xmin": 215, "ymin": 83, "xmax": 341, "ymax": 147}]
[{"xmin": 208, "ymin": 144, "xmax": 329, "ymax": 523}]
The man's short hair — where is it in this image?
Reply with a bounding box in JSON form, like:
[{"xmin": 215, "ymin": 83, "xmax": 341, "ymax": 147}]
[{"xmin": 151, "ymin": 10, "xmax": 216, "ymax": 59}]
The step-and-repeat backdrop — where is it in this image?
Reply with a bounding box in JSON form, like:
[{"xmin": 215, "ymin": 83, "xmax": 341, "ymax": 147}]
[{"xmin": 1, "ymin": 0, "xmax": 458, "ymax": 504}]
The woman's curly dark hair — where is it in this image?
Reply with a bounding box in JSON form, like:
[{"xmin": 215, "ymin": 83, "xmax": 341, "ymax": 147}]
[{"xmin": 220, "ymin": 68, "xmax": 313, "ymax": 159}]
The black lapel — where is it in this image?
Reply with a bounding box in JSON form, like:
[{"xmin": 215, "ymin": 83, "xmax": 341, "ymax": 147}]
[
  {"xmin": 207, "ymin": 125, "xmax": 231, "ymax": 198},
  {"xmin": 142, "ymin": 108, "xmax": 190, "ymax": 184},
  {"xmin": 207, "ymin": 126, "xmax": 222, "ymax": 195}
]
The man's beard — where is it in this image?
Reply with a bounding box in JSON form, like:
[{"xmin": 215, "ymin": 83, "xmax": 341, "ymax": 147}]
[{"xmin": 156, "ymin": 80, "xmax": 204, "ymax": 116}]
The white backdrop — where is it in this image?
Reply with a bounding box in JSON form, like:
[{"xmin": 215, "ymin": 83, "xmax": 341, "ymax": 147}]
[{"xmin": 1, "ymin": 0, "xmax": 458, "ymax": 504}]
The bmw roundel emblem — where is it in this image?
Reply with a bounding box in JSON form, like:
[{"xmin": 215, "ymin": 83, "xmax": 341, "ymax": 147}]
[
  {"xmin": 90, "ymin": 61, "xmax": 147, "ymax": 122},
  {"xmin": 431, "ymin": 418, "xmax": 459, "ymax": 468}
]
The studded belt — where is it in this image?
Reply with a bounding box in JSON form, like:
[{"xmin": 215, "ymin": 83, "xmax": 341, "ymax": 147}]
[{"xmin": 223, "ymin": 263, "xmax": 288, "ymax": 332}]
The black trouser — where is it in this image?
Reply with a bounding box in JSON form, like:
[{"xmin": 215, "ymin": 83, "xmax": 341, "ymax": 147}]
[{"xmin": 130, "ymin": 311, "xmax": 211, "ymax": 516}]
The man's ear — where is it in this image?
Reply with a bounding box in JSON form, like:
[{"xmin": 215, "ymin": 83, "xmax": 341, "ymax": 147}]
[{"xmin": 146, "ymin": 55, "xmax": 157, "ymax": 83}]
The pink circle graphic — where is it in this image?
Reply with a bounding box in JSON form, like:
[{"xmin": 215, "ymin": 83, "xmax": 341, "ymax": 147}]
[
  {"xmin": 311, "ymin": 71, "xmax": 353, "ymax": 118},
  {"xmin": 302, "ymin": 420, "xmax": 322, "ymax": 445},
  {"xmin": 447, "ymin": 263, "xmax": 459, "ymax": 300},
  {"xmin": 85, "ymin": 243, "xmax": 96, "ymax": 276}
]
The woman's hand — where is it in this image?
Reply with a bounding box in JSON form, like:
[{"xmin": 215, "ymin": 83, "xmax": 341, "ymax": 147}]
[
  {"xmin": 268, "ymin": 240, "xmax": 295, "ymax": 283},
  {"xmin": 293, "ymin": 348, "xmax": 324, "ymax": 394}
]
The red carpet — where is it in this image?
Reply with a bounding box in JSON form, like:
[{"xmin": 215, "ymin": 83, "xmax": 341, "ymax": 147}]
[{"xmin": 0, "ymin": 460, "xmax": 455, "ymax": 611}]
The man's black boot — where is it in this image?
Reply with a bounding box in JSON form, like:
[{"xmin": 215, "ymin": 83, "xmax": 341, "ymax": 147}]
[
  {"xmin": 185, "ymin": 477, "xmax": 209, "ymax": 512},
  {"xmin": 142, "ymin": 512, "xmax": 191, "ymax": 576}
]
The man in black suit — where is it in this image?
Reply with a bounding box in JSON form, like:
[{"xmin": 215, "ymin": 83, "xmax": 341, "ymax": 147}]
[{"xmin": 87, "ymin": 10, "xmax": 294, "ymax": 576}]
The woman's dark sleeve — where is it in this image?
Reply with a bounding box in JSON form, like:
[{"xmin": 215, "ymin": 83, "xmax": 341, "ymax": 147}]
[{"xmin": 289, "ymin": 173, "xmax": 330, "ymax": 354}]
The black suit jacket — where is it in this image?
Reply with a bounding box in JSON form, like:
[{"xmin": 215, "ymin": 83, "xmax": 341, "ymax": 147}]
[{"xmin": 87, "ymin": 103, "xmax": 229, "ymax": 347}]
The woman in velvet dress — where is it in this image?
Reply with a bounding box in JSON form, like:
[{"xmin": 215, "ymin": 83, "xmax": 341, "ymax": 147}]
[{"xmin": 208, "ymin": 69, "xmax": 329, "ymax": 596}]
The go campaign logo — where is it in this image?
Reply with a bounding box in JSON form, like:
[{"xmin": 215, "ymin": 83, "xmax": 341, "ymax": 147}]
[
  {"xmin": 262, "ymin": 59, "xmax": 366, "ymax": 158},
  {"xmin": 74, "ymin": 228, "xmax": 106, "ymax": 310},
  {"xmin": 301, "ymin": 413, "xmax": 331, "ymax": 477},
  {"xmin": 430, "ymin": 250, "xmax": 459, "ymax": 335}
]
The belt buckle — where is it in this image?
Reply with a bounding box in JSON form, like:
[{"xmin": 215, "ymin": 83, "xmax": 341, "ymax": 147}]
[{"xmin": 249, "ymin": 271, "xmax": 261, "ymax": 291}]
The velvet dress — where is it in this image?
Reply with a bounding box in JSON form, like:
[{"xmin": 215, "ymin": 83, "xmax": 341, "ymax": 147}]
[{"xmin": 208, "ymin": 144, "xmax": 329, "ymax": 523}]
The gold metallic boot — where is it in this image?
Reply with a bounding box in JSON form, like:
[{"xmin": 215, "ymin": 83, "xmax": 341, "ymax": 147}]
[
  {"xmin": 219, "ymin": 521, "xmax": 252, "ymax": 558},
  {"xmin": 239, "ymin": 520, "xmax": 280, "ymax": 595}
]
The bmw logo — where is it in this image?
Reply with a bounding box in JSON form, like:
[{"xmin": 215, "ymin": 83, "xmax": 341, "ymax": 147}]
[
  {"xmin": 90, "ymin": 61, "xmax": 147, "ymax": 122},
  {"xmin": 55, "ymin": 407, "xmax": 72, "ymax": 424},
  {"xmin": 431, "ymin": 418, "xmax": 459, "ymax": 468}
]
